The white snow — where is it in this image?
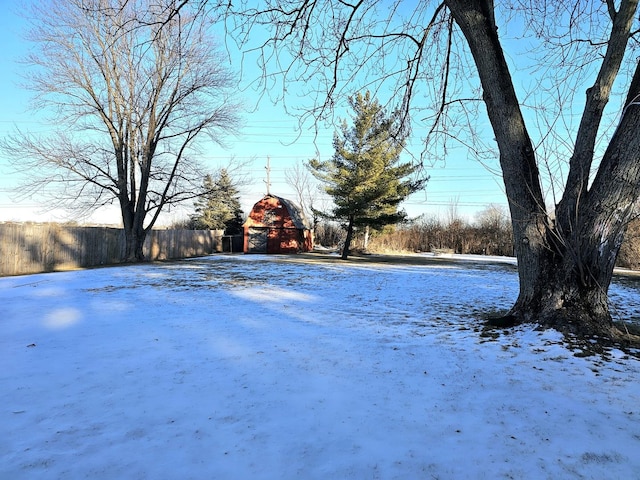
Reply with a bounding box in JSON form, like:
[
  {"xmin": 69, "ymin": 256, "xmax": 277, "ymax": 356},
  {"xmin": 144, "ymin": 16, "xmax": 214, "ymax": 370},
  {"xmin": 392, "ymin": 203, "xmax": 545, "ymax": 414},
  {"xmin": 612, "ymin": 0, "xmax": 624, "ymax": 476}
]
[{"xmin": 1, "ymin": 254, "xmax": 639, "ymax": 479}]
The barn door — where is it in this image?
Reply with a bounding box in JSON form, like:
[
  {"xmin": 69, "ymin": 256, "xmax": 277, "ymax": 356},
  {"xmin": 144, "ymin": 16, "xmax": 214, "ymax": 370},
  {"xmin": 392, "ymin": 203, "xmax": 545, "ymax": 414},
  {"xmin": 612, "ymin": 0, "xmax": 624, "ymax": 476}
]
[{"xmin": 247, "ymin": 228, "xmax": 268, "ymax": 253}]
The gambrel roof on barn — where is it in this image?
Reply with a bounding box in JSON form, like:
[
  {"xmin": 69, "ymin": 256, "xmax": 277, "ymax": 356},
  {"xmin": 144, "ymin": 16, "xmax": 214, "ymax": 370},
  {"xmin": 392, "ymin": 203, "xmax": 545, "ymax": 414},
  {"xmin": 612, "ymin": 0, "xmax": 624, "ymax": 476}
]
[
  {"xmin": 243, "ymin": 194, "xmax": 313, "ymax": 254},
  {"xmin": 276, "ymin": 196, "xmax": 311, "ymax": 230}
]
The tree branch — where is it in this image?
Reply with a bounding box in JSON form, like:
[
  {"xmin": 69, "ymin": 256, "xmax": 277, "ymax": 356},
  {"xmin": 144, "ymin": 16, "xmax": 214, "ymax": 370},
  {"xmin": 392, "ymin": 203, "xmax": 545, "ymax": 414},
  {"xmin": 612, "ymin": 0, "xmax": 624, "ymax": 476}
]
[{"xmin": 558, "ymin": 0, "xmax": 639, "ymax": 231}]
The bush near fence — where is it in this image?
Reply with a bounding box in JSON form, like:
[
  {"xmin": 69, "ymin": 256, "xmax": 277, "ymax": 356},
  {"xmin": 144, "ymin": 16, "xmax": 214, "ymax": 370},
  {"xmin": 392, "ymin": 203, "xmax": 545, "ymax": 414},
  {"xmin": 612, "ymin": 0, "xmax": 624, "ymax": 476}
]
[{"xmin": 0, "ymin": 223, "xmax": 224, "ymax": 277}]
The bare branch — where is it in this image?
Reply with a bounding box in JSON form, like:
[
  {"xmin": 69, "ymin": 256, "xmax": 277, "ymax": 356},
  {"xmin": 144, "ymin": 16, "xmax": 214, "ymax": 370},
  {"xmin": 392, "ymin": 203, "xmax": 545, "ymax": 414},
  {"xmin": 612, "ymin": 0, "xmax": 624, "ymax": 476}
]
[{"xmin": 558, "ymin": 0, "xmax": 639, "ymax": 229}]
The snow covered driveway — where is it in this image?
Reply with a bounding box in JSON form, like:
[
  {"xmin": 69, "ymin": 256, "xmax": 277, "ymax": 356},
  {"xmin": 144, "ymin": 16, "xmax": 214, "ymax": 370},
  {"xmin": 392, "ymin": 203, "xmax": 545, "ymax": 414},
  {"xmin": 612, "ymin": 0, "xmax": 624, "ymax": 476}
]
[{"xmin": 1, "ymin": 254, "xmax": 639, "ymax": 479}]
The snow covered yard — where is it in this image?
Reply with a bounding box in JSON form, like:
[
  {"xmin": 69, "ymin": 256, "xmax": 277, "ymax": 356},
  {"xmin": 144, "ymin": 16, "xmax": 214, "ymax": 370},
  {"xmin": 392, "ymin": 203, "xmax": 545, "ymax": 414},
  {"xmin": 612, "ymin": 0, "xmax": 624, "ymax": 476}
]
[{"xmin": 1, "ymin": 254, "xmax": 639, "ymax": 479}]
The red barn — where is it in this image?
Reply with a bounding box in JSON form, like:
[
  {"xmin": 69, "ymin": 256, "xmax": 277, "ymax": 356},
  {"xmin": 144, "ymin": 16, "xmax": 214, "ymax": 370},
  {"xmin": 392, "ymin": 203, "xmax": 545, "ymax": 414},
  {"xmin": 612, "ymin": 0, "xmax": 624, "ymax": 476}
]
[{"xmin": 243, "ymin": 194, "xmax": 313, "ymax": 254}]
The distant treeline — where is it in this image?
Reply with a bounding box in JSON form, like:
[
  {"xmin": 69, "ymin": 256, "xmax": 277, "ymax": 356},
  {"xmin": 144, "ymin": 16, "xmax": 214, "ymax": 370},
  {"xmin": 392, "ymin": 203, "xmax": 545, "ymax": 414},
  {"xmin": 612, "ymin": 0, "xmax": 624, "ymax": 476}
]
[
  {"xmin": 313, "ymin": 207, "xmax": 514, "ymax": 257},
  {"xmin": 314, "ymin": 212, "xmax": 640, "ymax": 269},
  {"xmin": 368, "ymin": 216, "xmax": 514, "ymax": 257}
]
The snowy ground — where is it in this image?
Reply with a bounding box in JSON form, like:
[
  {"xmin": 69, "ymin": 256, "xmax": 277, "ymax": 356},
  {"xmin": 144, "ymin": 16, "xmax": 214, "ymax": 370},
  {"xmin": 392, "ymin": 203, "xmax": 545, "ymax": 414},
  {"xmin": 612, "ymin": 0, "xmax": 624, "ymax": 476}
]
[{"xmin": 1, "ymin": 254, "xmax": 640, "ymax": 479}]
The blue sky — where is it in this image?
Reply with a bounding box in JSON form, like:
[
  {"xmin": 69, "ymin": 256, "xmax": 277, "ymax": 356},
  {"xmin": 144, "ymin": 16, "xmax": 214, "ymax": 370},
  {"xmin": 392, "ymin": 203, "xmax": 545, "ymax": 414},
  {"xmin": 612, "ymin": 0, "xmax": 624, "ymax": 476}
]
[{"xmin": 0, "ymin": 2, "xmax": 509, "ymax": 226}]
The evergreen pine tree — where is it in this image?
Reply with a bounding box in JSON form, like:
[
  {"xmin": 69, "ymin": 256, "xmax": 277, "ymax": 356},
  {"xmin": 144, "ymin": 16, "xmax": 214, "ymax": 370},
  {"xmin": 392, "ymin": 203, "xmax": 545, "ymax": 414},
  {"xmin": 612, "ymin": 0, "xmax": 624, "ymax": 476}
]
[
  {"xmin": 191, "ymin": 169, "xmax": 244, "ymax": 234},
  {"xmin": 308, "ymin": 91, "xmax": 426, "ymax": 259}
]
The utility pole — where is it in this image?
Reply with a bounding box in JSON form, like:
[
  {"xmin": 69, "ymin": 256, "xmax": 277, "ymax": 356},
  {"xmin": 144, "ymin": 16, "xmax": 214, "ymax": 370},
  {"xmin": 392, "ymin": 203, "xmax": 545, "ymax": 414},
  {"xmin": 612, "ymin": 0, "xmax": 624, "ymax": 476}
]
[{"xmin": 264, "ymin": 156, "xmax": 271, "ymax": 195}]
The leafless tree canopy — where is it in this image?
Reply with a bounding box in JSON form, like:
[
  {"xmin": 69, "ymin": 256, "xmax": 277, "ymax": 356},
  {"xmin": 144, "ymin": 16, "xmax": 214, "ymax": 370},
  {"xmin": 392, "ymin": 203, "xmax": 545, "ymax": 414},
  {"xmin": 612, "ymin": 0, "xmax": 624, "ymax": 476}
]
[
  {"xmin": 225, "ymin": 3, "xmax": 456, "ymax": 152},
  {"xmin": 2, "ymin": 0, "xmax": 240, "ymax": 259},
  {"xmin": 224, "ymin": 1, "xmax": 639, "ymax": 176}
]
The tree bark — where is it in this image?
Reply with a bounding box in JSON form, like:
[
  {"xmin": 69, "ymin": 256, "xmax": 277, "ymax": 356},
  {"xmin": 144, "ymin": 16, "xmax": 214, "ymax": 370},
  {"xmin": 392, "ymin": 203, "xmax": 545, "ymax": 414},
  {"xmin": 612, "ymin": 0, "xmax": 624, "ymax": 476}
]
[
  {"xmin": 502, "ymin": 235, "xmax": 616, "ymax": 336},
  {"xmin": 342, "ymin": 216, "xmax": 355, "ymax": 259},
  {"xmin": 363, "ymin": 225, "xmax": 370, "ymax": 251},
  {"xmin": 119, "ymin": 191, "xmax": 147, "ymax": 262},
  {"xmin": 446, "ymin": 1, "xmax": 547, "ymax": 306},
  {"xmin": 123, "ymin": 226, "xmax": 146, "ymax": 263}
]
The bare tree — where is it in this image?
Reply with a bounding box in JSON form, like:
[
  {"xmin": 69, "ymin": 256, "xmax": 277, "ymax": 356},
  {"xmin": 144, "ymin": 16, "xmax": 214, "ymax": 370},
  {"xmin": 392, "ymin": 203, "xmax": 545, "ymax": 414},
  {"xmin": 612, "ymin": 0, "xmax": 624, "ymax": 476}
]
[
  {"xmin": 224, "ymin": 1, "xmax": 640, "ymax": 341},
  {"xmin": 2, "ymin": 0, "xmax": 240, "ymax": 261},
  {"xmin": 475, "ymin": 204, "xmax": 509, "ymax": 234},
  {"xmin": 445, "ymin": 197, "xmax": 463, "ymax": 253},
  {"xmin": 475, "ymin": 204, "xmax": 512, "ymax": 256},
  {"xmin": 284, "ymin": 161, "xmax": 316, "ymax": 224}
]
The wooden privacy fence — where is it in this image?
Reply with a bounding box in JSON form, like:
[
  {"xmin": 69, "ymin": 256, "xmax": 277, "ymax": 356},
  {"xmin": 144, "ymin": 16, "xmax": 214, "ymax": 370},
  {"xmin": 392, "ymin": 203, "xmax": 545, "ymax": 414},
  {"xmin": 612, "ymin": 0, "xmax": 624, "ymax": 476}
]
[{"xmin": 0, "ymin": 223, "xmax": 223, "ymax": 276}]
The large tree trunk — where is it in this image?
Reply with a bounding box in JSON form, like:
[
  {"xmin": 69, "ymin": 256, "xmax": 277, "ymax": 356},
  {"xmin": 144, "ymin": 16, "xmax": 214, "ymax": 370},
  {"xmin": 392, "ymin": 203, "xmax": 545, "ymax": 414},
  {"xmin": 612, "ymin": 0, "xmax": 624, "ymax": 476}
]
[
  {"xmin": 123, "ymin": 225, "xmax": 146, "ymax": 262},
  {"xmin": 342, "ymin": 216, "xmax": 355, "ymax": 260},
  {"xmin": 363, "ymin": 225, "xmax": 370, "ymax": 251},
  {"xmin": 447, "ymin": 0, "xmax": 640, "ymax": 338},
  {"xmin": 504, "ymin": 222, "xmax": 618, "ymax": 336},
  {"xmin": 119, "ymin": 194, "xmax": 147, "ymax": 262}
]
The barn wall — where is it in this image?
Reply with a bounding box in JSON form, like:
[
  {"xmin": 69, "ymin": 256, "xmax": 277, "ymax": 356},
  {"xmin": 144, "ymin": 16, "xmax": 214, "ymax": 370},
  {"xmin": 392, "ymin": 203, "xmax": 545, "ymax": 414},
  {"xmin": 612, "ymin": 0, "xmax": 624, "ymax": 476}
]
[{"xmin": 267, "ymin": 227, "xmax": 303, "ymax": 254}]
